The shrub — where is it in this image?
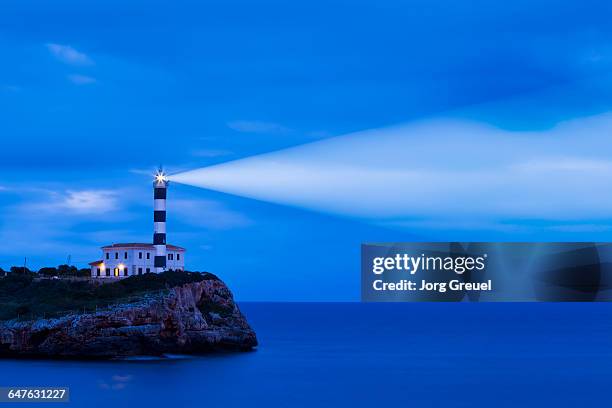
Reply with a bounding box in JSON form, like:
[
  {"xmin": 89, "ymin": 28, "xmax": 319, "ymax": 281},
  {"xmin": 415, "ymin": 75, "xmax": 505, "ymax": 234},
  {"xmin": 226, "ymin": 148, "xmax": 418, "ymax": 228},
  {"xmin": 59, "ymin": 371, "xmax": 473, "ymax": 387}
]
[
  {"xmin": 38, "ymin": 267, "xmax": 59, "ymax": 277},
  {"xmin": 57, "ymin": 264, "xmax": 78, "ymax": 276},
  {"xmin": 77, "ymin": 268, "xmax": 91, "ymax": 277},
  {"xmin": 10, "ymin": 266, "xmax": 33, "ymax": 275}
]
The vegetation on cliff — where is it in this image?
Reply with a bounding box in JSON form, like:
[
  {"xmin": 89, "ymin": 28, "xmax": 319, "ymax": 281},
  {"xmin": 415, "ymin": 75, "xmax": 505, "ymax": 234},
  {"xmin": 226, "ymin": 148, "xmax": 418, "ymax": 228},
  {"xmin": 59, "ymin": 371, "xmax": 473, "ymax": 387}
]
[
  {"xmin": 0, "ymin": 271, "xmax": 219, "ymax": 321},
  {"xmin": 1, "ymin": 265, "xmax": 91, "ymax": 278}
]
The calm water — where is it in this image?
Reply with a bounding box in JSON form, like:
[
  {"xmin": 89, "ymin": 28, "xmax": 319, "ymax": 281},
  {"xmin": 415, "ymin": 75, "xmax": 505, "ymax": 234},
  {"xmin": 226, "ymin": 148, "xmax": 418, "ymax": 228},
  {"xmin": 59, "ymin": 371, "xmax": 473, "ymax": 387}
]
[{"xmin": 1, "ymin": 302, "xmax": 611, "ymax": 407}]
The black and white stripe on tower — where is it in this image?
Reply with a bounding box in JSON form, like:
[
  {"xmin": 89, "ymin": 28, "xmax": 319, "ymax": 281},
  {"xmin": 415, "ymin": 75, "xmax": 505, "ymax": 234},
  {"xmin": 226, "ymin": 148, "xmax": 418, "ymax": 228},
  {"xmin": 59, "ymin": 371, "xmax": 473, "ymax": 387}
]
[{"xmin": 153, "ymin": 168, "xmax": 168, "ymax": 273}]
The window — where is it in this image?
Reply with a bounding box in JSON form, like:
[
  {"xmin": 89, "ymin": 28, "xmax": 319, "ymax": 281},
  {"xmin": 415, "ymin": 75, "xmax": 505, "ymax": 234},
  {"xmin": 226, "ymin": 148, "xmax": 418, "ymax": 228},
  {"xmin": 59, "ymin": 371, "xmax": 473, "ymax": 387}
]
[
  {"xmin": 146, "ymin": 253, "xmax": 150, "ymax": 260},
  {"xmin": 177, "ymin": 254, "xmax": 180, "ymax": 261},
  {"xmin": 115, "ymin": 252, "xmax": 118, "ymax": 259},
  {"xmin": 146, "ymin": 268, "xmax": 150, "ymax": 273},
  {"xmin": 138, "ymin": 267, "xmax": 142, "ymax": 275},
  {"xmin": 96, "ymin": 268, "xmax": 100, "ymax": 276},
  {"xmin": 139, "ymin": 252, "xmax": 142, "ymax": 259},
  {"xmin": 105, "ymin": 253, "xmax": 109, "ymax": 260},
  {"xmin": 106, "ymin": 268, "xmax": 110, "ymax": 277},
  {"xmin": 114, "ymin": 268, "xmax": 119, "ymax": 277},
  {"xmin": 168, "ymin": 253, "xmax": 173, "ymax": 260},
  {"xmin": 124, "ymin": 252, "xmax": 128, "ymax": 259},
  {"xmin": 124, "ymin": 268, "xmax": 128, "ymax": 276}
]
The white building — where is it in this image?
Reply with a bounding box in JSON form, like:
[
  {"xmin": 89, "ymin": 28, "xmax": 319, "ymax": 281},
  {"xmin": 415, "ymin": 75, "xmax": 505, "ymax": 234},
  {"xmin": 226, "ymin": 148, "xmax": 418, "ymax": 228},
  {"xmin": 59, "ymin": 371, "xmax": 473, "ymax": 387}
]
[
  {"xmin": 89, "ymin": 243, "xmax": 185, "ymax": 278},
  {"xmin": 89, "ymin": 169, "xmax": 186, "ymax": 279}
]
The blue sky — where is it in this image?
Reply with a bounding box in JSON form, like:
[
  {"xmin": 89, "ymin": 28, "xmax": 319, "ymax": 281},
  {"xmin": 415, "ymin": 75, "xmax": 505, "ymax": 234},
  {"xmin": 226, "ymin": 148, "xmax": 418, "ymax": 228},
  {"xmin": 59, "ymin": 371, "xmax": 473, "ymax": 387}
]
[{"xmin": 1, "ymin": 0, "xmax": 612, "ymax": 300}]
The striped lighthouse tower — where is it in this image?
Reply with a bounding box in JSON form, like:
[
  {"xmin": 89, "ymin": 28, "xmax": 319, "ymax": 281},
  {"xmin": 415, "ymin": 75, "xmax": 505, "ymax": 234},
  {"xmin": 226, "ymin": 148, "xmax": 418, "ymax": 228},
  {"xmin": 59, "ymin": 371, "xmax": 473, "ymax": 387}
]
[{"xmin": 153, "ymin": 168, "xmax": 168, "ymax": 273}]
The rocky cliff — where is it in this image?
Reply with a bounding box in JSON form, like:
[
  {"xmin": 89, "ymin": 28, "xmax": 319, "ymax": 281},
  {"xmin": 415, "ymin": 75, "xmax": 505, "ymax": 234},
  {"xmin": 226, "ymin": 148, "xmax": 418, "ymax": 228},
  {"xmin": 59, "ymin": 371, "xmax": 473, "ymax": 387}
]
[{"xmin": 0, "ymin": 279, "xmax": 257, "ymax": 358}]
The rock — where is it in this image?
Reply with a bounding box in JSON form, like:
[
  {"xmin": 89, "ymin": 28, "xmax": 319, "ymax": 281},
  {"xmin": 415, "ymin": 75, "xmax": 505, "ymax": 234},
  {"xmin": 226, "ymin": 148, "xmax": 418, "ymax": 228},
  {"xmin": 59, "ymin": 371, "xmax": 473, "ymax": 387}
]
[{"xmin": 0, "ymin": 279, "xmax": 257, "ymax": 358}]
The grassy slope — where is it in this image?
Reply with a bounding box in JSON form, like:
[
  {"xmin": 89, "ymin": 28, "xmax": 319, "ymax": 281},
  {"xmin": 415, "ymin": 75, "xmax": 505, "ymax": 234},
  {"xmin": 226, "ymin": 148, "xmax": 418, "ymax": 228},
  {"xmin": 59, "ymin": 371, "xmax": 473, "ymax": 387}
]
[{"xmin": 0, "ymin": 271, "xmax": 219, "ymax": 321}]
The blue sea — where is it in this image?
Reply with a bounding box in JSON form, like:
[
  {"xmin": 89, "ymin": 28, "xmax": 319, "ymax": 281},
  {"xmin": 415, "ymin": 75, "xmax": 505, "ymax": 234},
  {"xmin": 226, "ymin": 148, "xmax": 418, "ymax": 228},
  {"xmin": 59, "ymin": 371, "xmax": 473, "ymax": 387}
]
[{"xmin": 1, "ymin": 302, "xmax": 611, "ymax": 407}]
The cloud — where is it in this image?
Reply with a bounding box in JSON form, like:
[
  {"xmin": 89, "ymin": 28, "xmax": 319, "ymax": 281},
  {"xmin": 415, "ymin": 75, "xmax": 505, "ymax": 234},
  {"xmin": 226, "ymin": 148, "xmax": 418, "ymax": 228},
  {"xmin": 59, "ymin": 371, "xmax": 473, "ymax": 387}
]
[
  {"xmin": 129, "ymin": 168, "xmax": 155, "ymax": 176},
  {"xmin": 0, "ymin": 208, "xmax": 95, "ymax": 265},
  {"xmin": 61, "ymin": 190, "xmax": 118, "ymax": 213},
  {"xmin": 17, "ymin": 189, "xmax": 120, "ymax": 215},
  {"xmin": 1, "ymin": 85, "xmax": 20, "ymax": 93},
  {"xmin": 191, "ymin": 149, "xmax": 233, "ymax": 158},
  {"xmin": 0, "ymin": 188, "xmax": 136, "ymax": 267},
  {"xmin": 227, "ymin": 120, "xmax": 291, "ymax": 134},
  {"xmin": 111, "ymin": 375, "xmax": 133, "ymax": 383},
  {"xmin": 307, "ymin": 130, "xmax": 333, "ymax": 139},
  {"xmin": 548, "ymin": 224, "xmax": 612, "ymax": 233},
  {"xmin": 67, "ymin": 74, "xmax": 96, "ymax": 85},
  {"xmin": 46, "ymin": 43, "xmax": 93, "ymax": 66},
  {"xmin": 172, "ymin": 199, "xmax": 251, "ymax": 229},
  {"xmin": 83, "ymin": 229, "xmax": 143, "ymax": 244},
  {"xmin": 512, "ymin": 158, "xmax": 612, "ymax": 172}
]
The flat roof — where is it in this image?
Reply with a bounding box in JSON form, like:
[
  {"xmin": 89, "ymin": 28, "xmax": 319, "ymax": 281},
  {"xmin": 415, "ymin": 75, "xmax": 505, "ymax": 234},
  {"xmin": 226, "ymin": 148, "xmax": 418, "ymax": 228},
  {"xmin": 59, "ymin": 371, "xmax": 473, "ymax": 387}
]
[{"xmin": 101, "ymin": 243, "xmax": 186, "ymax": 251}]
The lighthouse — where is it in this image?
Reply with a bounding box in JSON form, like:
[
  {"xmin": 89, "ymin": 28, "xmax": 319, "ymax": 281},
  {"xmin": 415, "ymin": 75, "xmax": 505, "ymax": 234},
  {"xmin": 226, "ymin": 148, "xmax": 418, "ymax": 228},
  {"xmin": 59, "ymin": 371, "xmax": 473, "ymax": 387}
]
[
  {"xmin": 88, "ymin": 167, "xmax": 185, "ymax": 279},
  {"xmin": 153, "ymin": 168, "xmax": 168, "ymax": 273}
]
